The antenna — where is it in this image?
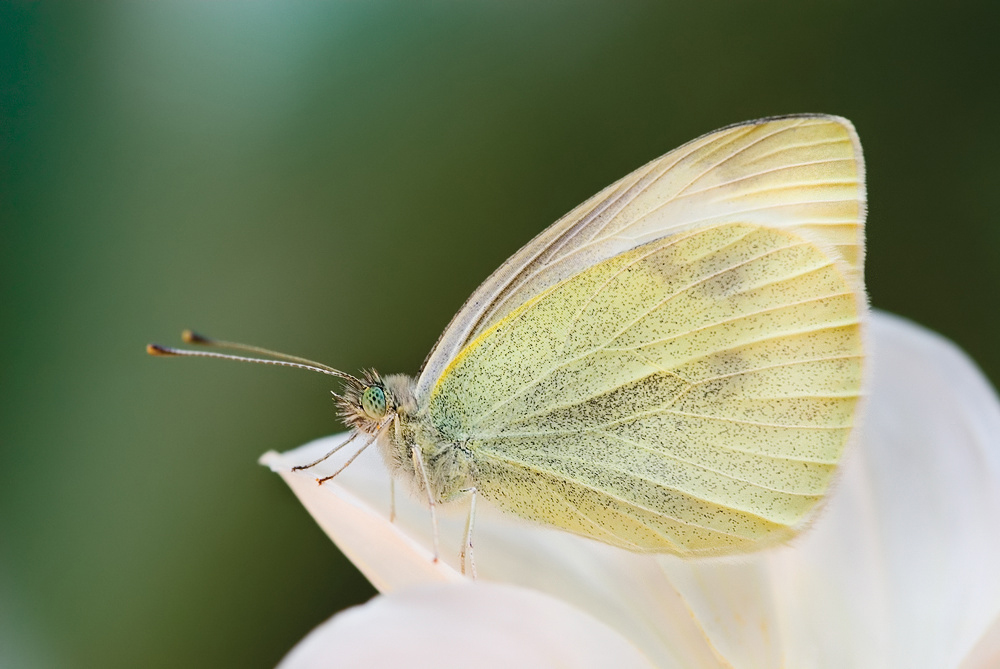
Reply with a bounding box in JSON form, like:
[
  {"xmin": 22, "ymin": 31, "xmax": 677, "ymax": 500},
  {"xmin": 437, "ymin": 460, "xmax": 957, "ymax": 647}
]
[
  {"xmin": 180, "ymin": 330, "xmax": 346, "ymax": 374},
  {"xmin": 146, "ymin": 332, "xmax": 359, "ymax": 382}
]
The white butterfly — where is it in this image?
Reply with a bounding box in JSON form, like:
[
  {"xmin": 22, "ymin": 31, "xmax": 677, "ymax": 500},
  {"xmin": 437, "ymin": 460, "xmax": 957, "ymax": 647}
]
[{"xmin": 151, "ymin": 114, "xmax": 867, "ymax": 575}]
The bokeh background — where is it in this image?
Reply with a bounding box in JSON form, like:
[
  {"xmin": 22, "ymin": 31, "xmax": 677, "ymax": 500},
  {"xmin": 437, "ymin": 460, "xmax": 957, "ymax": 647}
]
[{"xmin": 2, "ymin": 2, "xmax": 999, "ymax": 667}]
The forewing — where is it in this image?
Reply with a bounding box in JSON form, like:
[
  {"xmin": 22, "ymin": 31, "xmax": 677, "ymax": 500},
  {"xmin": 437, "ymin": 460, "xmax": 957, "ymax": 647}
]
[
  {"xmin": 417, "ymin": 115, "xmax": 865, "ymax": 398},
  {"xmin": 428, "ymin": 223, "xmax": 863, "ymax": 554}
]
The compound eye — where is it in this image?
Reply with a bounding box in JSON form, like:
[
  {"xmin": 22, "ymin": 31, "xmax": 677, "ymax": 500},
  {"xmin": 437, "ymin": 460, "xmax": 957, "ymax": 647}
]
[{"xmin": 361, "ymin": 385, "xmax": 388, "ymax": 419}]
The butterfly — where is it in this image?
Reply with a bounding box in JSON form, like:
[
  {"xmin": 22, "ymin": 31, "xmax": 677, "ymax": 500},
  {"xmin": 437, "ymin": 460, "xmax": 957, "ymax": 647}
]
[{"xmin": 150, "ymin": 114, "xmax": 866, "ymax": 575}]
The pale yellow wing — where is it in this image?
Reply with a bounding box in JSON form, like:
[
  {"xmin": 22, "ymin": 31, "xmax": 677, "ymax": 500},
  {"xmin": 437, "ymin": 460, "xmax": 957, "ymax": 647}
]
[
  {"xmin": 428, "ymin": 222, "xmax": 863, "ymax": 554},
  {"xmin": 417, "ymin": 115, "xmax": 865, "ymax": 399}
]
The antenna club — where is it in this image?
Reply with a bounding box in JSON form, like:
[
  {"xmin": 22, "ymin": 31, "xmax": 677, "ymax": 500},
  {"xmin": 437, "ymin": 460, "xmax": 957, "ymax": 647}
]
[
  {"xmin": 182, "ymin": 329, "xmax": 211, "ymax": 344},
  {"xmin": 146, "ymin": 343, "xmax": 176, "ymax": 356}
]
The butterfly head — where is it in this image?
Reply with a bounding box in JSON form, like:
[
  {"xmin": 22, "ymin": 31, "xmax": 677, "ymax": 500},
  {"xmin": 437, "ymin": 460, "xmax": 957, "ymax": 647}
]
[{"xmin": 336, "ymin": 370, "xmax": 396, "ymax": 433}]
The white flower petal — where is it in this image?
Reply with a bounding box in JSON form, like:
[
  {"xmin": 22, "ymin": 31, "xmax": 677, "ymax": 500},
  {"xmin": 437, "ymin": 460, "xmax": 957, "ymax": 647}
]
[
  {"xmin": 277, "ymin": 582, "xmax": 654, "ymax": 669},
  {"xmin": 260, "ymin": 446, "xmax": 462, "ymax": 590},
  {"xmin": 960, "ymin": 612, "xmax": 1000, "ymax": 669},
  {"xmin": 847, "ymin": 312, "xmax": 1000, "ymax": 665}
]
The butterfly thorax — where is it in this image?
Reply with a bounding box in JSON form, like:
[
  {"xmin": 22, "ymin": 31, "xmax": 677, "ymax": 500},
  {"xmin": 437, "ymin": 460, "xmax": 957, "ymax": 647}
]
[{"xmin": 358, "ymin": 373, "xmax": 474, "ymax": 505}]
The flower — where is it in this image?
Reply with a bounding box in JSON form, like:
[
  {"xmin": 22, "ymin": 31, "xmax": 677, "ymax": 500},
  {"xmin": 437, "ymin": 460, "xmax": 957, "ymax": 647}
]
[{"xmin": 261, "ymin": 311, "xmax": 1000, "ymax": 668}]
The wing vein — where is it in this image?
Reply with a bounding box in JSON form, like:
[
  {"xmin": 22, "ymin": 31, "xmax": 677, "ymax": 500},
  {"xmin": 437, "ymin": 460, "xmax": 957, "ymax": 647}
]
[
  {"xmin": 596, "ymin": 429, "xmax": 831, "ymax": 494},
  {"xmin": 479, "ymin": 449, "xmax": 802, "ymax": 530},
  {"xmin": 653, "ymin": 409, "xmax": 851, "ymax": 430},
  {"xmin": 741, "ymin": 136, "xmax": 851, "ymax": 163},
  {"xmin": 609, "ymin": 293, "xmax": 859, "ymax": 352},
  {"xmin": 678, "ymin": 158, "xmax": 855, "ymax": 198},
  {"xmin": 689, "ymin": 353, "xmax": 863, "ymax": 386}
]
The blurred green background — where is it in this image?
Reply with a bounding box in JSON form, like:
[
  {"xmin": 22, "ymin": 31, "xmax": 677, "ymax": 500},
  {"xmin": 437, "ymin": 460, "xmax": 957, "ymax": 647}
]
[{"xmin": 2, "ymin": 2, "xmax": 998, "ymax": 667}]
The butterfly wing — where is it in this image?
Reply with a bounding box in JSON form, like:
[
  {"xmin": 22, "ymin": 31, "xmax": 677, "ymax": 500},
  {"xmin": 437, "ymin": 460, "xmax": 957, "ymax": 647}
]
[
  {"xmin": 429, "ymin": 222, "xmax": 863, "ymax": 554},
  {"xmin": 416, "ymin": 115, "xmax": 865, "ymax": 399}
]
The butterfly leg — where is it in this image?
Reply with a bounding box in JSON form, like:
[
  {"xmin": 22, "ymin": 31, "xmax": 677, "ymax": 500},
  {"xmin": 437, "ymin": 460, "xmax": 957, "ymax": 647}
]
[
  {"xmin": 315, "ymin": 433, "xmax": 376, "ymax": 484},
  {"xmin": 292, "ymin": 429, "xmax": 362, "ymax": 471},
  {"xmin": 389, "ymin": 415, "xmax": 400, "ymax": 523},
  {"xmin": 459, "ymin": 487, "xmax": 478, "ymax": 579},
  {"xmin": 410, "ymin": 446, "xmax": 440, "ymax": 563},
  {"xmin": 389, "ymin": 477, "xmax": 396, "ymax": 523}
]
